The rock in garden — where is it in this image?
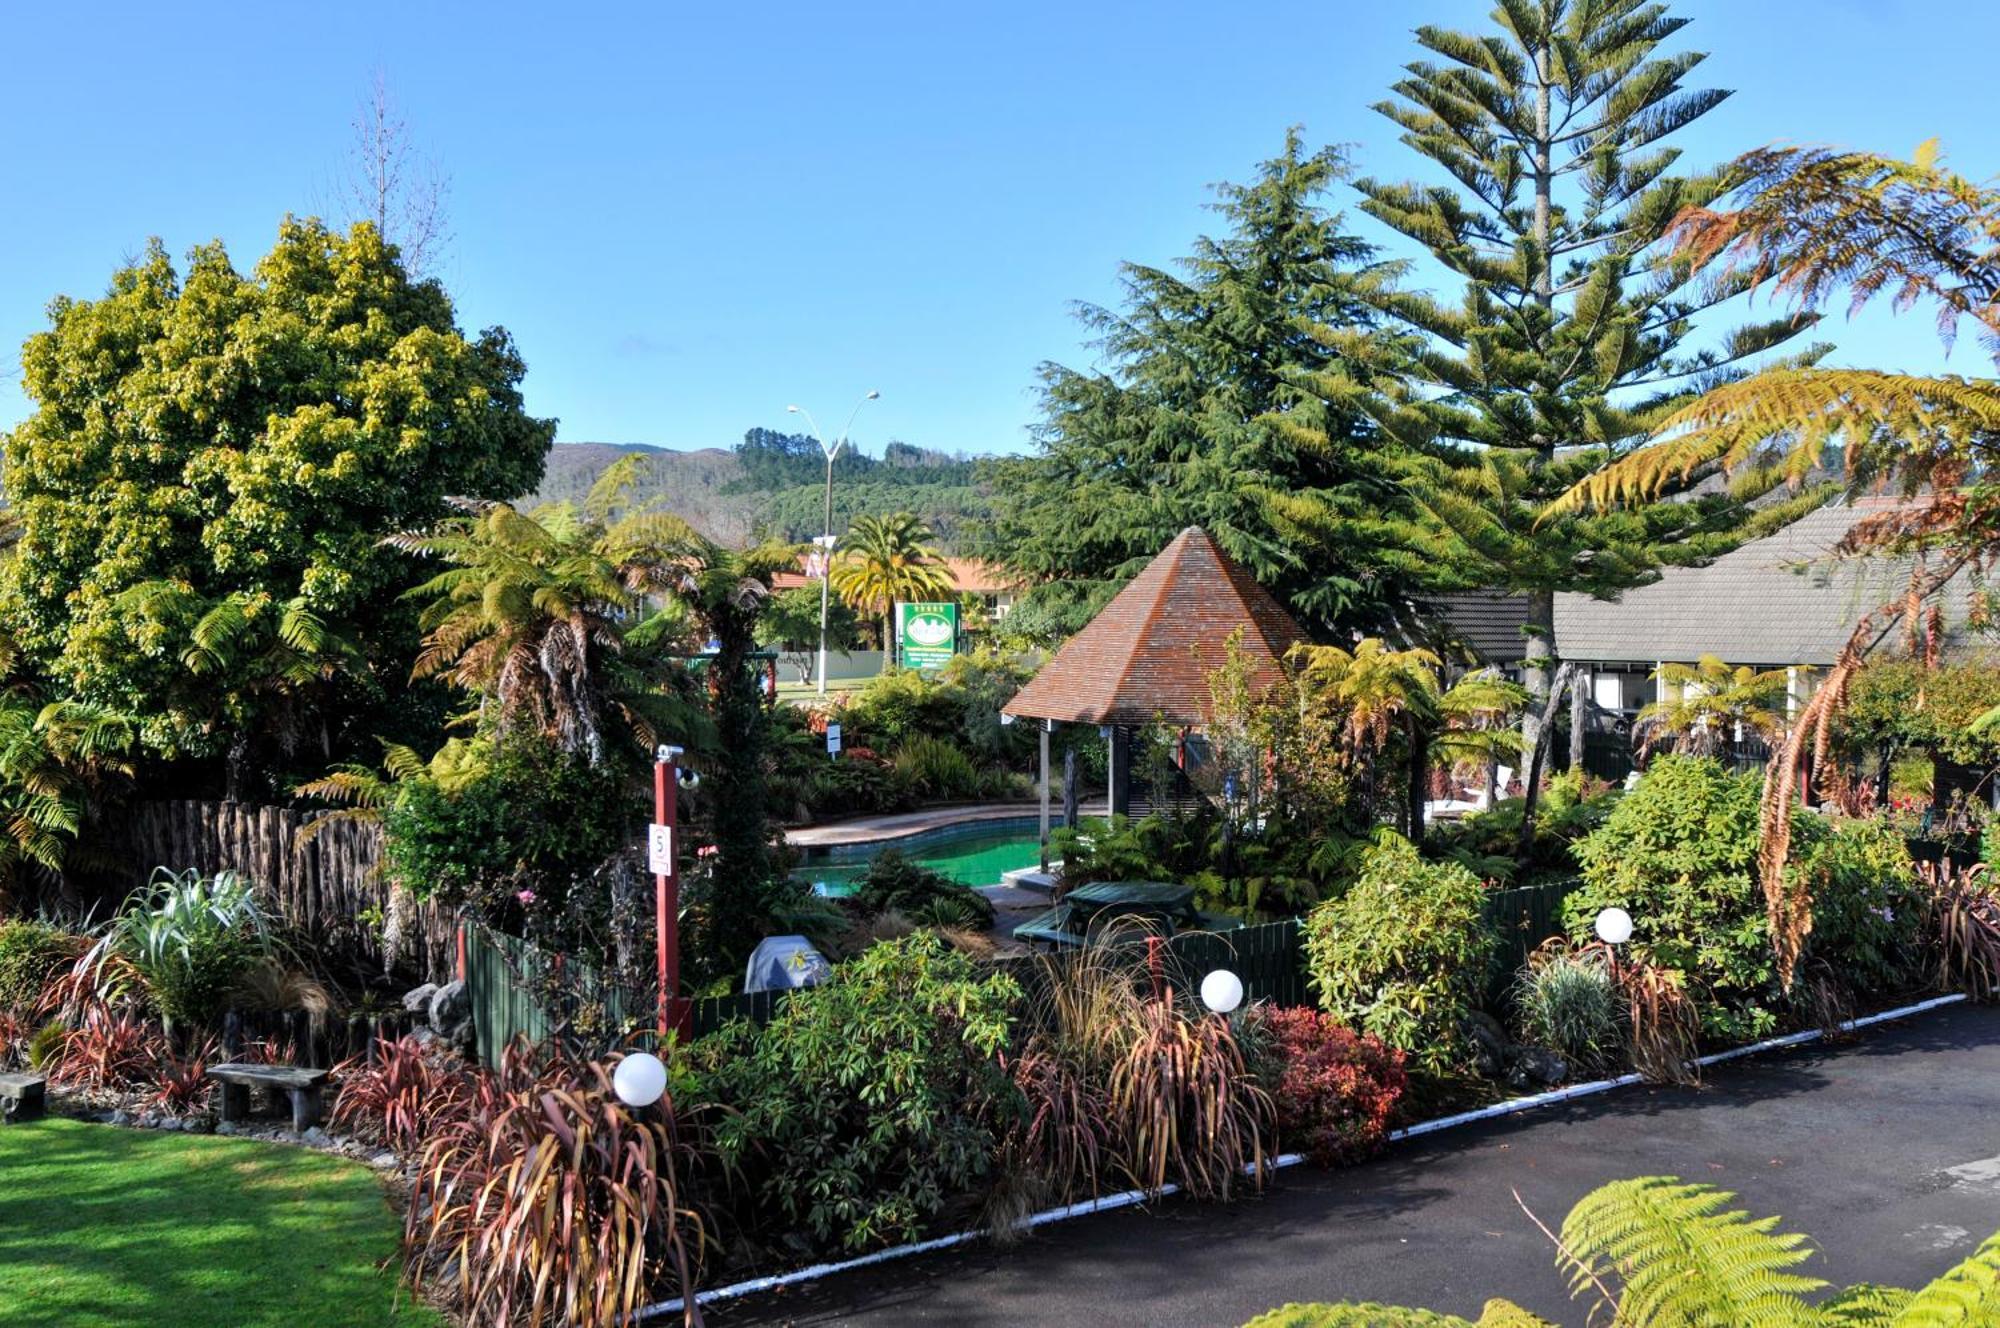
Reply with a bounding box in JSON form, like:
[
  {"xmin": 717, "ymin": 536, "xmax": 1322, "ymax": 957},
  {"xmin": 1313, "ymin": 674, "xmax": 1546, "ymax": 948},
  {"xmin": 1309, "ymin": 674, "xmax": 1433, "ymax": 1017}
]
[
  {"xmin": 109, "ymin": 1110, "xmax": 131, "ymax": 1127},
  {"xmin": 427, "ymin": 979, "xmax": 470, "ymax": 1031},
  {"xmin": 1466, "ymin": 1012, "xmax": 1510, "ymax": 1079},
  {"xmin": 401, "ymin": 982, "xmax": 440, "ymax": 1014},
  {"xmin": 215, "ymin": 1121, "xmax": 238, "ymax": 1136},
  {"xmin": 1508, "ymin": 1047, "xmax": 1569, "ymax": 1091},
  {"xmin": 370, "ymin": 1151, "xmax": 399, "ymax": 1170},
  {"xmin": 302, "ymin": 1126, "xmax": 332, "ymax": 1147}
]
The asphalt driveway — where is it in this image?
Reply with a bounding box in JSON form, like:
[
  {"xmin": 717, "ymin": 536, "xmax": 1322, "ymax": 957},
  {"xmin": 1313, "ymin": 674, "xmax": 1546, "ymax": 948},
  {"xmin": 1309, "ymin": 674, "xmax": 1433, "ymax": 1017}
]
[{"xmin": 711, "ymin": 1001, "xmax": 2000, "ymax": 1326}]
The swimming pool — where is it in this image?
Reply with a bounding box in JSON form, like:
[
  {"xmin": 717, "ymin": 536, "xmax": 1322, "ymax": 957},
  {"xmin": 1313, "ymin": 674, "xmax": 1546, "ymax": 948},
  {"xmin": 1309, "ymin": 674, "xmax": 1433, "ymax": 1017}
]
[{"xmin": 790, "ymin": 816, "xmax": 1046, "ymax": 895}]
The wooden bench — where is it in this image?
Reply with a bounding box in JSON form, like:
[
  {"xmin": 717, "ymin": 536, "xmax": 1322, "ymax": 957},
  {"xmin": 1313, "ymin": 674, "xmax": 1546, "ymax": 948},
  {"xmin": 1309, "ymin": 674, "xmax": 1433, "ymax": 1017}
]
[
  {"xmin": 209, "ymin": 1063, "xmax": 332, "ymax": 1133},
  {"xmin": 0, "ymin": 1072, "xmax": 45, "ymax": 1123}
]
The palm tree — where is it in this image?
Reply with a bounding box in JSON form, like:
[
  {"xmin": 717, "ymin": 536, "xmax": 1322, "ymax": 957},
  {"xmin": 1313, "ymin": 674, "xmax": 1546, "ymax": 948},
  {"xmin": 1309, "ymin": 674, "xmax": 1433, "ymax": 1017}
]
[
  {"xmin": 830, "ymin": 513, "xmax": 956, "ymax": 670},
  {"xmin": 1549, "ymin": 141, "xmax": 2000, "ymax": 985},
  {"xmin": 1244, "ymin": 1174, "xmax": 2000, "ymax": 1326},
  {"xmin": 1633, "ymin": 656, "xmax": 1794, "ymax": 765}
]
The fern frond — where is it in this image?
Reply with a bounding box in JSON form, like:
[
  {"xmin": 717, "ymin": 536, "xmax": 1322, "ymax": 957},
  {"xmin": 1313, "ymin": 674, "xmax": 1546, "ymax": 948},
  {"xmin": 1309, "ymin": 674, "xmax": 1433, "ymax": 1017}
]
[
  {"xmin": 1884, "ymin": 1229, "xmax": 2000, "ymax": 1326},
  {"xmin": 1550, "ymin": 369, "xmax": 2000, "ymax": 515},
  {"xmin": 1558, "ymin": 1177, "xmax": 1824, "ymax": 1325}
]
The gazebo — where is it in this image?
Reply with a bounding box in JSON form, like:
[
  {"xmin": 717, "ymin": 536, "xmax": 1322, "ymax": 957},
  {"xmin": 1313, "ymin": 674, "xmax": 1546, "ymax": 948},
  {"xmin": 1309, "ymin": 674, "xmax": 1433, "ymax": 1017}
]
[{"xmin": 1003, "ymin": 527, "xmax": 1306, "ymax": 854}]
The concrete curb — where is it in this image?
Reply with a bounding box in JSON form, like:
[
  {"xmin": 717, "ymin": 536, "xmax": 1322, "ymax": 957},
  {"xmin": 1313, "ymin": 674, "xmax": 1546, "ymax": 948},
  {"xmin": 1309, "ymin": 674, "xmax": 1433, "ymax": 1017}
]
[{"xmin": 639, "ymin": 991, "xmax": 1969, "ymax": 1319}]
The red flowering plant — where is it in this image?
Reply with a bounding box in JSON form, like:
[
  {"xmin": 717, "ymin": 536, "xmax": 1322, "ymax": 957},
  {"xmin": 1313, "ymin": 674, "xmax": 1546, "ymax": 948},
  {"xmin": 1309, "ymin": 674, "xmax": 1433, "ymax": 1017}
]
[{"xmin": 1248, "ymin": 1005, "xmax": 1406, "ymax": 1167}]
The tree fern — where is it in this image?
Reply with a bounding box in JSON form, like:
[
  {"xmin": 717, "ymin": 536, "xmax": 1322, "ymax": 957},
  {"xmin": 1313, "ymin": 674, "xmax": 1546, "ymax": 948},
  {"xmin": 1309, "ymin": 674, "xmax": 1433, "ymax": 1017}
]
[
  {"xmin": 1882, "ymin": 1231, "xmax": 2000, "ymax": 1326},
  {"xmin": 1560, "ymin": 1177, "xmax": 1824, "ymax": 1325},
  {"xmin": 1239, "ymin": 1176, "xmax": 2000, "ymax": 1326}
]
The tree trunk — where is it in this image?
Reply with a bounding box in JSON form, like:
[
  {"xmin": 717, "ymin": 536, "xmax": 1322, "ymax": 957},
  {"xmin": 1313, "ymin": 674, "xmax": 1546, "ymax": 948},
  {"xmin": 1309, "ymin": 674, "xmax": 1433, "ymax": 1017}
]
[
  {"xmin": 1406, "ymin": 713, "xmax": 1429, "ymax": 850},
  {"xmin": 1514, "ymin": 662, "xmax": 1577, "ymax": 863}
]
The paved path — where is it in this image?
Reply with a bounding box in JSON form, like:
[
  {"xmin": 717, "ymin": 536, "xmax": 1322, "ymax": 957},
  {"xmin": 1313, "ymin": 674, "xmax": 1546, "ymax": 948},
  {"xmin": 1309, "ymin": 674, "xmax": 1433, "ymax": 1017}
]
[{"xmin": 712, "ymin": 1002, "xmax": 2000, "ymax": 1326}]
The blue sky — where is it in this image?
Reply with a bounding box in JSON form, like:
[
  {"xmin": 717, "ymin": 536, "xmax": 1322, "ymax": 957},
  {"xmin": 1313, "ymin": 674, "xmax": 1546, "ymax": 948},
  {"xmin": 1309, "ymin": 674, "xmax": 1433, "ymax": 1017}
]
[{"xmin": 4, "ymin": 1, "xmax": 1994, "ymax": 458}]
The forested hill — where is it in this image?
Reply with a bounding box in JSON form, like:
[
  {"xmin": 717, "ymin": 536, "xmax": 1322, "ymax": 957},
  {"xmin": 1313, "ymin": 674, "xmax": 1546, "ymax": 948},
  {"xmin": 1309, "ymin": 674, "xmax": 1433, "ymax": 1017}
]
[{"xmin": 525, "ymin": 428, "xmax": 997, "ymax": 551}]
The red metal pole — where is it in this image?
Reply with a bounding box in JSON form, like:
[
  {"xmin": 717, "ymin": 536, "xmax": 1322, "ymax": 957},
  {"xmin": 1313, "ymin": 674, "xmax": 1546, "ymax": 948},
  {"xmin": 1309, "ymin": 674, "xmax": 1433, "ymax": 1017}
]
[{"xmin": 654, "ymin": 749, "xmax": 690, "ymax": 1042}]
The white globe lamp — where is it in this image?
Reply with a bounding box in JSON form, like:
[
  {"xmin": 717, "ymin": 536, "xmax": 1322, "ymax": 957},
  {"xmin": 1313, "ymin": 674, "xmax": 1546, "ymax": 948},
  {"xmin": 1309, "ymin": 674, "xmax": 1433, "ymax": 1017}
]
[
  {"xmin": 612, "ymin": 1051, "xmax": 669, "ymax": 1109},
  {"xmin": 1594, "ymin": 906, "xmax": 1634, "ymax": 947},
  {"xmin": 1200, "ymin": 969, "xmax": 1244, "ymax": 1016}
]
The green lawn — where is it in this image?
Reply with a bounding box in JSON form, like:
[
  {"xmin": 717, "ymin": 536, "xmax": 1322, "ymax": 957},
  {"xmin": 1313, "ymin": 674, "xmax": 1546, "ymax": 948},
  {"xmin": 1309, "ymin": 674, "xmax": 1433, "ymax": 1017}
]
[{"xmin": 0, "ymin": 1116, "xmax": 442, "ymax": 1328}]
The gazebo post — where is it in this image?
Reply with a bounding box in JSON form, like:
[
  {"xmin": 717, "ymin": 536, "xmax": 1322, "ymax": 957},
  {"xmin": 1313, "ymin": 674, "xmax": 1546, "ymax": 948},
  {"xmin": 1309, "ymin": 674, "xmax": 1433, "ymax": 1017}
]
[
  {"xmin": 1038, "ymin": 718, "xmax": 1053, "ymax": 871},
  {"xmin": 1108, "ymin": 725, "xmax": 1131, "ymax": 818}
]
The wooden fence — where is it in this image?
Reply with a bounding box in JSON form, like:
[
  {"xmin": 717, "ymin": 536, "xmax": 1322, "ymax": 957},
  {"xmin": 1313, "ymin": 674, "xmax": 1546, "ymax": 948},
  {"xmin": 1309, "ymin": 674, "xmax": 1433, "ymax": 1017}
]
[{"xmin": 107, "ymin": 800, "xmax": 454, "ymax": 982}]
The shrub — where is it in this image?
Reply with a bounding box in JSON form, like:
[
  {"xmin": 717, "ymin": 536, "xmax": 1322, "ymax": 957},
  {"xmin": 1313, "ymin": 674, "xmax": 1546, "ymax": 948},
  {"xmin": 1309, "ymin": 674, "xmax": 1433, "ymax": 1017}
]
[
  {"xmin": 840, "ymin": 668, "xmax": 961, "ymax": 750},
  {"xmin": 1565, "ymin": 756, "xmax": 1782, "ymax": 1043},
  {"xmin": 0, "ymin": 919, "xmax": 79, "ymax": 1014},
  {"xmin": 383, "ymin": 735, "xmax": 631, "ymax": 919},
  {"xmin": 1513, "ymin": 942, "xmax": 1620, "ymax": 1073},
  {"xmin": 331, "ymin": 1034, "xmax": 471, "ymax": 1152},
  {"xmin": 1916, "ymin": 860, "xmax": 2000, "ymax": 1000},
  {"xmin": 87, "ymin": 869, "xmax": 274, "ymax": 1030},
  {"xmin": 1795, "ymin": 815, "xmax": 1925, "ymax": 998},
  {"xmin": 46, "ymin": 1007, "xmax": 167, "ymax": 1090},
  {"xmin": 700, "ymin": 933, "xmax": 1020, "ymax": 1252},
  {"xmin": 1010, "ymin": 943, "xmax": 1273, "ymax": 1205},
  {"xmin": 1111, "ymin": 999, "xmax": 1272, "ymax": 1199},
  {"xmin": 892, "ymin": 734, "xmax": 982, "ymax": 801},
  {"xmin": 1302, "ymin": 834, "xmax": 1495, "ymax": 1077},
  {"xmin": 1249, "ymin": 1005, "xmax": 1405, "ymax": 1167},
  {"xmin": 853, "ymin": 849, "xmax": 996, "ymax": 930},
  {"xmin": 404, "ymin": 1048, "xmax": 707, "ymax": 1328},
  {"xmin": 149, "ymin": 1037, "xmax": 219, "ymax": 1114},
  {"xmin": 1428, "ymin": 769, "xmax": 1622, "ymax": 886},
  {"xmin": 801, "ymin": 752, "xmax": 914, "ymax": 817}
]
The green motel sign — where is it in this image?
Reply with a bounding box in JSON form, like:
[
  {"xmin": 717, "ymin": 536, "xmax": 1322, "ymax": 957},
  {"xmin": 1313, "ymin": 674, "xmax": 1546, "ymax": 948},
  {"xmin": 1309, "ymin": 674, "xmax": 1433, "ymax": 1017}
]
[{"xmin": 896, "ymin": 601, "xmax": 958, "ymax": 669}]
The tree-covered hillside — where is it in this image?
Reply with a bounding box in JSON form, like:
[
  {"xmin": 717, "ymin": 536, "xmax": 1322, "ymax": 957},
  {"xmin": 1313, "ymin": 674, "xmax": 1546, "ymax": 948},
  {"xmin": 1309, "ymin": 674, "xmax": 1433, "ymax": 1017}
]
[{"xmin": 527, "ymin": 429, "xmax": 994, "ymax": 551}]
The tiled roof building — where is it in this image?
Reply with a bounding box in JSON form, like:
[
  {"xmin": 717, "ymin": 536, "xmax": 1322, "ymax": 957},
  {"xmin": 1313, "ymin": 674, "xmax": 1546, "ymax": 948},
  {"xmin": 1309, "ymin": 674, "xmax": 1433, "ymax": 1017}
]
[{"xmin": 1003, "ymin": 527, "xmax": 1306, "ymax": 727}]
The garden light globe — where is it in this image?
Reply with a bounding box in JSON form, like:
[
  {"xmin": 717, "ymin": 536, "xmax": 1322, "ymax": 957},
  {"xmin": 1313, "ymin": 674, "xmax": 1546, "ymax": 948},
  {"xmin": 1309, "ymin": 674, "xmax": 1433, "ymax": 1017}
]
[
  {"xmin": 612, "ymin": 1052, "xmax": 668, "ymax": 1108},
  {"xmin": 1594, "ymin": 907, "xmax": 1634, "ymax": 947},
  {"xmin": 1200, "ymin": 969, "xmax": 1244, "ymax": 1015}
]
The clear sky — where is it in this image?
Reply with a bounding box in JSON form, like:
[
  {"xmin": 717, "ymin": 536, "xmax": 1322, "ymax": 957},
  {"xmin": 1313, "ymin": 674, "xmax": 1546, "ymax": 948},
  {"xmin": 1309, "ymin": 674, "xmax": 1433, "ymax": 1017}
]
[{"xmin": 4, "ymin": 1, "xmax": 1995, "ymax": 458}]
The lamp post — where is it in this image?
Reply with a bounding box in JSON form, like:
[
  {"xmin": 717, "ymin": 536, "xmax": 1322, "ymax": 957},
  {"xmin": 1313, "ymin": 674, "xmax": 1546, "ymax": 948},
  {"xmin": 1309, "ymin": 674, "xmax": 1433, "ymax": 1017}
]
[{"xmin": 787, "ymin": 391, "xmax": 881, "ymax": 695}]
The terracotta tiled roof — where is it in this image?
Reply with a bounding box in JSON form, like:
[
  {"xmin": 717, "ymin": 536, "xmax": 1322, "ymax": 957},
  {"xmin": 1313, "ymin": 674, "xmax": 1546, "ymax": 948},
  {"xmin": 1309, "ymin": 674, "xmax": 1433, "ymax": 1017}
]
[
  {"xmin": 1003, "ymin": 527, "xmax": 1306, "ymax": 727},
  {"xmin": 770, "ymin": 554, "xmax": 1016, "ymax": 595}
]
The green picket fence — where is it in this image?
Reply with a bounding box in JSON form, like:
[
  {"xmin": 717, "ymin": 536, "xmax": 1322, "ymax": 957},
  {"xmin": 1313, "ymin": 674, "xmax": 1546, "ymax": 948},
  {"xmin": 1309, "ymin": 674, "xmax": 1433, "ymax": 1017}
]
[{"xmin": 463, "ymin": 927, "xmax": 790, "ymax": 1067}]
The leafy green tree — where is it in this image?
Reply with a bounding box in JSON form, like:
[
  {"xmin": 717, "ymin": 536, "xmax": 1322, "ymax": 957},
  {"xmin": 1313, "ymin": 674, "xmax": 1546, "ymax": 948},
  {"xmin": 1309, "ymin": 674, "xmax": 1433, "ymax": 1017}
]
[
  {"xmin": 981, "ymin": 131, "xmax": 1429, "ymax": 642},
  {"xmin": 1245, "ymin": 1175, "xmax": 2000, "ymax": 1326},
  {"xmin": 757, "ymin": 585, "xmax": 861, "ymax": 684},
  {"xmin": 1, "ymin": 219, "xmax": 553, "ymax": 792},
  {"xmin": 831, "ymin": 513, "xmax": 955, "ymax": 668},
  {"xmin": 1342, "ymin": 0, "xmax": 1830, "ymax": 809}
]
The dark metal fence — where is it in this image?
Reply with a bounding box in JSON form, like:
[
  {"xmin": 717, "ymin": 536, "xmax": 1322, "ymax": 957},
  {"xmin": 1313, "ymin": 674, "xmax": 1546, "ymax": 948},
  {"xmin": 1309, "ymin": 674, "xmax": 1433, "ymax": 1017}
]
[{"xmin": 464, "ymin": 877, "xmax": 1581, "ymax": 1064}]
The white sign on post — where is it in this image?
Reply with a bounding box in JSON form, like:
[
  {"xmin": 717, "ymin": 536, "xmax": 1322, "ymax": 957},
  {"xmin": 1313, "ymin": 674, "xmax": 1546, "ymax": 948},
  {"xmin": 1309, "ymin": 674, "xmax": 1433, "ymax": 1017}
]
[
  {"xmin": 825, "ymin": 722, "xmax": 842, "ymax": 757},
  {"xmin": 648, "ymin": 823, "xmax": 674, "ymax": 876}
]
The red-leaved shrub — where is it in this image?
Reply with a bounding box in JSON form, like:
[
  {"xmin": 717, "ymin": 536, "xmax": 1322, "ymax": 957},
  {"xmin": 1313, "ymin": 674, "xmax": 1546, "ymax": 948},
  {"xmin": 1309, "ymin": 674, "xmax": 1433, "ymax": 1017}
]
[
  {"xmin": 331, "ymin": 1034, "xmax": 473, "ymax": 1152},
  {"xmin": 46, "ymin": 1008, "xmax": 168, "ymax": 1091},
  {"xmin": 1254, "ymin": 1005, "xmax": 1406, "ymax": 1167}
]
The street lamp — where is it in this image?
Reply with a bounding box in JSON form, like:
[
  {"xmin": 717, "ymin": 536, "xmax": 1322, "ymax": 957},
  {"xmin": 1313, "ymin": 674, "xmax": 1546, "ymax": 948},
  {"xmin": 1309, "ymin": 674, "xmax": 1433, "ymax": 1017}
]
[{"xmin": 786, "ymin": 390, "xmax": 881, "ymax": 695}]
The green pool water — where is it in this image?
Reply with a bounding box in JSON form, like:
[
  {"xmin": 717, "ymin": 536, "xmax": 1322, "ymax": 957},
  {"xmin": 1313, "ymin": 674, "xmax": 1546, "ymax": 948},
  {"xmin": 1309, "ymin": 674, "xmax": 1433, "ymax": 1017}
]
[{"xmin": 792, "ymin": 819, "xmax": 1044, "ymax": 896}]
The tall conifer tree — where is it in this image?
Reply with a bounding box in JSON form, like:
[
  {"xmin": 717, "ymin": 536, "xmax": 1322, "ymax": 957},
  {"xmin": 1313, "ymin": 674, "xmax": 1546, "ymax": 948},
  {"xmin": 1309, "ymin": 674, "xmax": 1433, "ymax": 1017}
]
[
  {"xmin": 982, "ymin": 132, "xmax": 1432, "ymax": 644},
  {"xmin": 1331, "ymin": 0, "xmax": 1834, "ymax": 768}
]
